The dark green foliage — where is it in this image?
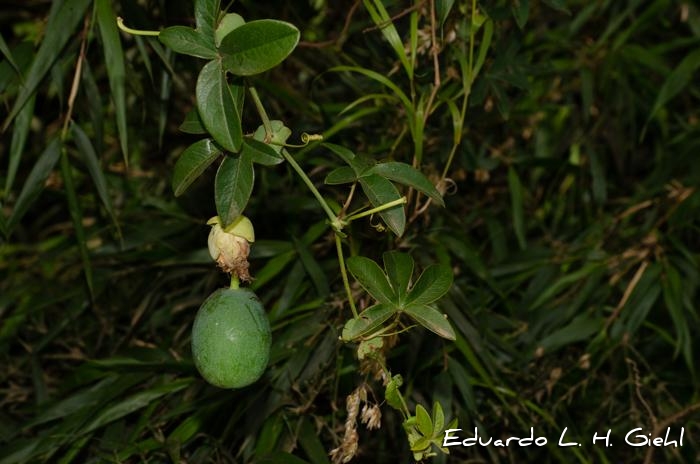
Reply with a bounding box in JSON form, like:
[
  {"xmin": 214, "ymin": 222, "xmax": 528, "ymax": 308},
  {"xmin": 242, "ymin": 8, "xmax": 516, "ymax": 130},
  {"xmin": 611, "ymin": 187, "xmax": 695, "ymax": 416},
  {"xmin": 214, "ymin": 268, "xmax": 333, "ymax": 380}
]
[{"xmin": 1, "ymin": 1, "xmax": 699, "ymax": 463}]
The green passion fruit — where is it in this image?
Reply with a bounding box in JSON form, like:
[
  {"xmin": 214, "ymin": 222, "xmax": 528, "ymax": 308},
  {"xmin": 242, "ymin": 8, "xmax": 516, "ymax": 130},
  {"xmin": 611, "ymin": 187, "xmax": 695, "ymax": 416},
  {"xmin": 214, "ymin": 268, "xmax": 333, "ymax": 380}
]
[{"xmin": 191, "ymin": 288, "xmax": 271, "ymax": 388}]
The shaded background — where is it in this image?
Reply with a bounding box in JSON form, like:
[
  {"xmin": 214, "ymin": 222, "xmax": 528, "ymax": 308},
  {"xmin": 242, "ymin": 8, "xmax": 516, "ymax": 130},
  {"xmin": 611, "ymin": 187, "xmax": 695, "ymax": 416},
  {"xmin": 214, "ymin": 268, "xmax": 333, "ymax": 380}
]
[{"xmin": 1, "ymin": 0, "xmax": 699, "ymax": 462}]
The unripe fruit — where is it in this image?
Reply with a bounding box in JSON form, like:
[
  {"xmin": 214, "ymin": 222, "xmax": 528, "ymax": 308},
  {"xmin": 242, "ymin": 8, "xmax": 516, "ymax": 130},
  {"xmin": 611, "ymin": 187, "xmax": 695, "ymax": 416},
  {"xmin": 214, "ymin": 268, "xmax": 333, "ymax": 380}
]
[{"xmin": 191, "ymin": 288, "xmax": 271, "ymax": 388}]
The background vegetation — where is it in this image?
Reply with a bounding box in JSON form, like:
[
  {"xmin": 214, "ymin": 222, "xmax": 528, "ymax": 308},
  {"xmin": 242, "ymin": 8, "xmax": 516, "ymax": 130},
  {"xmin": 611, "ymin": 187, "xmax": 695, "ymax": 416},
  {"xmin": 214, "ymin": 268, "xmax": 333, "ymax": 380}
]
[{"xmin": 1, "ymin": 0, "xmax": 699, "ymax": 463}]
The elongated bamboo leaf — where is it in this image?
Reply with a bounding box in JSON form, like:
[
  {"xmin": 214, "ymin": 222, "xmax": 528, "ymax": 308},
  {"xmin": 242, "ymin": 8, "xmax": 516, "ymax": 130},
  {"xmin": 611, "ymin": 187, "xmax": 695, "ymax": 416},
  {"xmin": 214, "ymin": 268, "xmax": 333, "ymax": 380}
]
[
  {"xmin": 2, "ymin": 0, "xmax": 91, "ymax": 131},
  {"xmin": 96, "ymin": 0, "xmax": 129, "ymax": 164},
  {"xmin": 59, "ymin": 148, "xmax": 94, "ymax": 297},
  {"xmin": 7, "ymin": 138, "xmax": 62, "ymax": 231}
]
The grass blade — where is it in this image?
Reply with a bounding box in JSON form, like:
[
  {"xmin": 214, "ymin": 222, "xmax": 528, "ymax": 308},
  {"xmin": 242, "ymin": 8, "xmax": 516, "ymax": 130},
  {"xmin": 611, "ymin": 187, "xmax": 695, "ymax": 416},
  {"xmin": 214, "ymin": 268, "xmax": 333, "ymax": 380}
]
[
  {"xmin": 2, "ymin": 0, "xmax": 91, "ymax": 131},
  {"xmin": 96, "ymin": 0, "xmax": 129, "ymax": 164}
]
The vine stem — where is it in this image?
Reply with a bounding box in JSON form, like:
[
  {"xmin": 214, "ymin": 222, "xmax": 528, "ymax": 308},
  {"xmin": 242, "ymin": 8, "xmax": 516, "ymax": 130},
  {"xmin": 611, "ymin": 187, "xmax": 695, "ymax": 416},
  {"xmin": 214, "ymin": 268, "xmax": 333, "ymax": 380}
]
[
  {"xmin": 248, "ymin": 84, "xmax": 358, "ymax": 319},
  {"xmin": 248, "ymin": 87, "xmax": 273, "ymax": 142},
  {"xmin": 247, "ymin": 86, "xmax": 340, "ymax": 229},
  {"xmin": 345, "ymin": 197, "xmax": 407, "ymax": 223},
  {"xmin": 336, "ymin": 235, "xmax": 358, "ymax": 319}
]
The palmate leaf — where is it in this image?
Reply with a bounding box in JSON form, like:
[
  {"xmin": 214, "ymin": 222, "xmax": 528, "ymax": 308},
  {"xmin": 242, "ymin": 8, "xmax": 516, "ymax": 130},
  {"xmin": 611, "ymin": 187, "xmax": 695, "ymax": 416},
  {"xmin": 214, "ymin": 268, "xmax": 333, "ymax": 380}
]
[
  {"xmin": 342, "ymin": 304, "xmax": 394, "ymax": 341},
  {"xmin": 241, "ymin": 138, "xmax": 284, "ymax": 166},
  {"xmin": 405, "ymin": 264, "xmax": 453, "ymax": 306},
  {"xmin": 346, "ymin": 255, "xmax": 395, "ymax": 304},
  {"xmin": 323, "ymin": 143, "xmax": 374, "ymax": 175},
  {"xmin": 383, "ymin": 251, "xmax": 413, "ymax": 304},
  {"xmin": 359, "ymin": 174, "xmax": 405, "ymax": 237},
  {"xmin": 220, "ymin": 20, "xmax": 300, "ymax": 76},
  {"xmin": 324, "ymin": 166, "xmax": 356, "ymax": 185},
  {"xmin": 367, "ymin": 162, "xmax": 444, "ymax": 207},
  {"xmin": 403, "ymin": 304, "xmax": 456, "ymax": 340}
]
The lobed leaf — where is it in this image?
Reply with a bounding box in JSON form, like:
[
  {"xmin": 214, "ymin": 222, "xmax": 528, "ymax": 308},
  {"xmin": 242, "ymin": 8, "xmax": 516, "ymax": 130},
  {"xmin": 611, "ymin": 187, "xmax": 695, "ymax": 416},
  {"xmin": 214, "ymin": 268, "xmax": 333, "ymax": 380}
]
[
  {"xmin": 367, "ymin": 162, "xmax": 444, "ymax": 207},
  {"xmin": 359, "ymin": 174, "xmax": 405, "ymax": 237},
  {"xmin": 241, "ymin": 138, "xmax": 284, "ymax": 166},
  {"xmin": 383, "ymin": 251, "xmax": 414, "ymax": 304},
  {"xmin": 342, "ymin": 304, "xmax": 395, "ymax": 341},
  {"xmin": 406, "ymin": 264, "xmax": 453, "ymax": 306},
  {"xmin": 403, "ymin": 304, "xmax": 456, "ymax": 340},
  {"xmin": 346, "ymin": 255, "xmax": 395, "ymax": 305},
  {"xmin": 324, "ymin": 166, "xmax": 356, "ymax": 185}
]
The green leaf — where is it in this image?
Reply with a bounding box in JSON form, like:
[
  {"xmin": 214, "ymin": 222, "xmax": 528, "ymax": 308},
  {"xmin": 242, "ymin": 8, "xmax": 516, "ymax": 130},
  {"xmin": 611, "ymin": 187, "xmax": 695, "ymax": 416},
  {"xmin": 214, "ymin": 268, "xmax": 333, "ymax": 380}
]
[
  {"xmin": 179, "ymin": 109, "xmax": 207, "ymax": 134},
  {"xmin": 324, "ymin": 166, "xmax": 356, "ymax": 185},
  {"xmin": 96, "ymin": 0, "xmax": 129, "ymax": 164},
  {"xmin": 215, "ymin": 154, "xmax": 254, "ymax": 227},
  {"xmin": 0, "ymin": 34, "xmax": 19, "ymax": 75},
  {"xmin": 359, "ymin": 174, "xmax": 405, "ymax": 237},
  {"xmin": 215, "ymin": 13, "xmax": 245, "ymax": 47},
  {"xmin": 363, "ymin": 0, "xmax": 412, "ymax": 79},
  {"xmin": 172, "ymin": 138, "xmax": 222, "ymax": 196},
  {"xmin": 346, "ymin": 255, "xmax": 395, "ymax": 305},
  {"xmin": 403, "ymin": 304, "xmax": 456, "ymax": 340},
  {"xmin": 293, "ymin": 237, "xmax": 330, "ymax": 298},
  {"xmin": 323, "ymin": 143, "xmax": 374, "ymax": 175},
  {"xmin": 436, "ymin": 0, "xmax": 455, "ymax": 29},
  {"xmin": 220, "ymin": 20, "xmax": 300, "ymax": 76},
  {"xmin": 415, "ymin": 404, "xmax": 433, "ymax": 437},
  {"xmin": 5, "ymin": 95, "xmax": 35, "ymax": 195},
  {"xmin": 385, "ymin": 374, "xmax": 404, "ymax": 411},
  {"xmin": 537, "ymin": 313, "xmax": 603, "ymax": 353},
  {"xmin": 508, "ymin": 166, "xmax": 527, "ymax": 250},
  {"xmin": 330, "ymin": 66, "xmax": 412, "ymax": 117},
  {"xmin": 194, "ymin": 0, "xmax": 220, "ymax": 47},
  {"xmin": 7, "ymin": 138, "xmax": 62, "ymax": 231},
  {"xmin": 511, "ymin": 0, "xmax": 530, "ymax": 29},
  {"xmin": 367, "ymin": 162, "xmax": 444, "ymax": 207},
  {"xmin": 383, "ymin": 251, "xmax": 413, "ymax": 304},
  {"xmin": 432, "ymin": 402, "xmax": 445, "ymax": 437},
  {"xmin": 662, "ymin": 264, "xmax": 692, "ymax": 369},
  {"xmin": 406, "ymin": 264, "xmax": 453, "ymax": 306},
  {"xmin": 541, "ymin": 0, "xmax": 571, "ymax": 14},
  {"xmin": 196, "ymin": 60, "xmax": 243, "ymax": 153},
  {"xmin": 646, "ymin": 48, "xmax": 700, "ymax": 128},
  {"xmin": 71, "ymin": 124, "xmax": 118, "ymax": 228},
  {"xmin": 298, "ymin": 417, "xmax": 331, "ymax": 464},
  {"xmin": 59, "ymin": 149, "xmax": 93, "ymax": 297},
  {"xmin": 159, "ymin": 26, "xmax": 217, "ymax": 59},
  {"xmin": 241, "ymin": 139, "xmax": 284, "ymax": 166},
  {"xmin": 82, "ymin": 379, "xmax": 191, "ymax": 435},
  {"xmin": 341, "ymin": 304, "xmax": 394, "ymax": 341},
  {"xmin": 0, "ymin": 207, "xmax": 7, "ymax": 237},
  {"xmin": 2, "ymin": 0, "xmax": 91, "ymax": 130},
  {"xmin": 253, "ymin": 120, "xmax": 291, "ymax": 153}
]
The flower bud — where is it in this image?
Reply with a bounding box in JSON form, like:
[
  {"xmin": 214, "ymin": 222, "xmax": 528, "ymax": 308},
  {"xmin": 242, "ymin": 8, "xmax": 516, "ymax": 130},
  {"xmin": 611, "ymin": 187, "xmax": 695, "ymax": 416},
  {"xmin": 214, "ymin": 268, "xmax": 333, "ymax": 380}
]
[{"xmin": 207, "ymin": 215, "xmax": 255, "ymax": 281}]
